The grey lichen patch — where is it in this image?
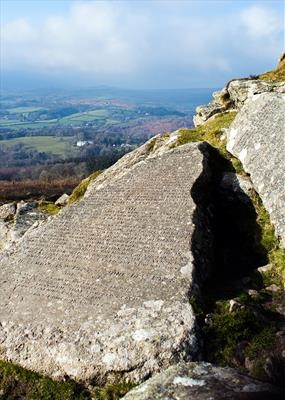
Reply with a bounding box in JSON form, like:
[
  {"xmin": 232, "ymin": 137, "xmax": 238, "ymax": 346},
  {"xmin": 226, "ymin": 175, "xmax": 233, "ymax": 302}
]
[
  {"xmin": 173, "ymin": 376, "xmax": 205, "ymax": 387},
  {"xmin": 122, "ymin": 362, "xmax": 281, "ymax": 399}
]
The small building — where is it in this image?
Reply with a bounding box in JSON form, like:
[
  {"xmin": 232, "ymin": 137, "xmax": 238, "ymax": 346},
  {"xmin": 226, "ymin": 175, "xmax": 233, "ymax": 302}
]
[{"xmin": 76, "ymin": 140, "xmax": 93, "ymax": 147}]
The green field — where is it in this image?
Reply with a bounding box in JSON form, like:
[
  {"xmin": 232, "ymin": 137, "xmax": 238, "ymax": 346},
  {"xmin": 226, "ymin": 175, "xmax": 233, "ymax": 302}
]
[
  {"xmin": 8, "ymin": 106, "xmax": 45, "ymax": 113},
  {"xmin": 0, "ymin": 136, "xmax": 76, "ymax": 157},
  {"xmin": 0, "ymin": 119, "xmax": 58, "ymax": 129},
  {"xmin": 60, "ymin": 109, "xmax": 110, "ymax": 123},
  {"xmin": 0, "ymin": 109, "xmax": 112, "ymax": 129}
]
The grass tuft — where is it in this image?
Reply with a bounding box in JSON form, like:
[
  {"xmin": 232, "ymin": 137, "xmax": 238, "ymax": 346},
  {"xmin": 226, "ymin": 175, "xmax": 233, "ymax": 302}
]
[
  {"xmin": 250, "ymin": 190, "xmax": 285, "ymax": 286},
  {"xmin": 93, "ymin": 383, "xmax": 136, "ymax": 400},
  {"xmin": 204, "ymin": 299, "xmax": 276, "ymax": 378},
  {"xmin": 68, "ymin": 171, "xmax": 102, "ymax": 204},
  {"xmin": 259, "ymin": 58, "xmax": 285, "ymax": 82},
  {"xmin": 38, "ymin": 201, "xmax": 60, "ymax": 215},
  {"xmin": 174, "ymin": 111, "xmax": 243, "ymax": 172},
  {"xmin": 145, "ymin": 137, "xmax": 157, "ymax": 154},
  {"xmin": 0, "ymin": 360, "xmax": 136, "ymax": 400}
]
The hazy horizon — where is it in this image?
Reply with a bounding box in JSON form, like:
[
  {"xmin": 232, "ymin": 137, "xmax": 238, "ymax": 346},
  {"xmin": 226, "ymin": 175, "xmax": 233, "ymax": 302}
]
[{"xmin": 1, "ymin": 0, "xmax": 284, "ymax": 91}]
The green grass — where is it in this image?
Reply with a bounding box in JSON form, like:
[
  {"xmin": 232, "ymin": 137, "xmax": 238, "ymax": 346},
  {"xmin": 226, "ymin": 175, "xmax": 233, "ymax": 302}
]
[
  {"xmin": 0, "ymin": 108, "xmax": 142, "ymax": 131},
  {"xmin": 0, "ymin": 136, "xmax": 76, "ymax": 157},
  {"xmin": 68, "ymin": 171, "xmax": 102, "ymax": 204},
  {"xmin": 38, "ymin": 202, "xmax": 61, "ymax": 215},
  {"xmin": 61, "ymin": 109, "xmax": 109, "ymax": 123},
  {"xmin": 175, "ymin": 111, "xmax": 237, "ymax": 149},
  {"xmin": 174, "ymin": 111, "xmax": 243, "ymax": 172},
  {"xmin": 85, "ymin": 110, "xmax": 109, "ymax": 117},
  {"xmin": 177, "ymin": 107, "xmax": 284, "ymax": 379},
  {"xmin": 250, "ymin": 190, "xmax": 285, "ymax": 286},
  {"xmin": 0, "ymin": 360, "xmax": 90, "ymax": 400},
  {"xmin": 0, "ymin": 109, "xmax": 110, "ymax": 130},
  {"xmin": 0, "ymin": 360, "xmax": 135, "ymax": 400},
  {"xmin": 0, "ymin": 119, "xmax": 58, "ymax": 130},
  {"xmin": 204, "ymin": 299, "xmax": 276, "ymax": 379},
  {"xmin": 200, "ymin": 183, "xmax": 284, "ymax": 379},
  {"xmin": 0, "ymin": 112, "xmax": 108, "ymax": 130}
]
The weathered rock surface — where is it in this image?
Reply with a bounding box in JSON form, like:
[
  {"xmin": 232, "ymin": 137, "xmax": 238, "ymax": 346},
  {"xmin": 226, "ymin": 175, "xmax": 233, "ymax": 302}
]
[
  {"xmin": 0, "ymin": 203, "xmax": 16, "ymax": 221},
  {"xmin": 193, "ymin": 79, "xmax": 285, "ymax": 126},
  {"xmin": 55, "ymin": 193, "xmax": 69, "ymax": 206},
  {"xmin": 193, "ymin": 102, "xmax": 227, "ymax": 126},
  {"xmin": 227, "ymin": 92, "xmax": 285, "ymax": 247},
  {"xmin": 0, "ymin": 142, "xmax": 213, "ymax": 384},
  {"xmin": 0, "ymin": 201, "xmax": 48, "ymax": 251},
  {"xmin": 227, "ymin": 79, "xmax": 285, "ymax": 110},
  {"xmin": 122, "ymin": 362, "xmax": 284, "ymax": 400}
]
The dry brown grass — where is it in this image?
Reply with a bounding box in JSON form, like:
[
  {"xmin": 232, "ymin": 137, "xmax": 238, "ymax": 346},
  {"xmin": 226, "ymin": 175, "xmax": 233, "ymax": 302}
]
[
  {"xmin": 259, "ymin": 57, "xmax": 285, "ymax": 82},
  {"xmin": 0, "ymin": 178, "xmax": 80, "ymax": 203}
]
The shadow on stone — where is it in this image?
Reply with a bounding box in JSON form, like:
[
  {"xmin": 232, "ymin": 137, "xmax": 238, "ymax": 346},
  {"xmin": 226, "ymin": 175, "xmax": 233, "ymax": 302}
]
[
  {"xmin": 188, "ymin": 143, "xmax": 285, "ymax": 387},
  {"xmin": 191, "ymin": 143, "xmax": 267, "ymax": 302}
]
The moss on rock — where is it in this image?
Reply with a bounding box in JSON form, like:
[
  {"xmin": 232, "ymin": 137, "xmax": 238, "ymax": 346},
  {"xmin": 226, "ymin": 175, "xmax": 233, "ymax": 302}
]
[
  {"xmin": 0, "ymin": 360, "xmax": 90, "ymax": 400},
  {"xmin": 0, "ymin": 360, "xmax": 136, "ymax": 400},
  {"xmin": 38, "ymin": 201, "xmax": 60, "ymax": 215},
  {"xmin": 93, "ymin": 383, "xmax": 136, "ymax": 400},
  {"xmin": 174, "ymin": 111, "xmax": 243, "ymax": 172},
  {"xmin": 179, "ymin": 104, "xmax": 285, "ymax": 382},
  {"xmin": 250, "ymin": 190, "xmax": 285, "ymax": 286},
  {"xmin": 68, "ymin": 171, "xmax": 102, "ymax": 204}
]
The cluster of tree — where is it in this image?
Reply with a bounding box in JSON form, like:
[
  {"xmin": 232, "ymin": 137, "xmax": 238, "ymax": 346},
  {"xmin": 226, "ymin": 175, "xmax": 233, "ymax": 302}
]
[
  {"xmin": 0, "ymin": 146, "xmax": 129, "ymax": 183},
  {"xmin": 0, "ymin": 144, "xmax": 57, "ymax": 167},
  {"xmin": 135, "ymin": 106, "xmax": 185, "ymax": 117}
]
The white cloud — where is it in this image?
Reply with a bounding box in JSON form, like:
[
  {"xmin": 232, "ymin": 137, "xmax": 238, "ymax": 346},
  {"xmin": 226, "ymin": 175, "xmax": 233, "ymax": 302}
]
[
  {"xmin": 2, "ymin": 18, "xmax": 35, "ymax": 42},
  {"xmin": 2, "ymin": 2, "xmax": 148, "ymax": 74},
  {"xmin": 1, "ymin": 1, "xmax": 284, "ymax": 87},
  {"xmin": 241, "ymin": 5, "xmax": 283, "ymax": 38},
  {"xmin": 1, "ymin": 1, "xmax": 235, "ymax": 74}
]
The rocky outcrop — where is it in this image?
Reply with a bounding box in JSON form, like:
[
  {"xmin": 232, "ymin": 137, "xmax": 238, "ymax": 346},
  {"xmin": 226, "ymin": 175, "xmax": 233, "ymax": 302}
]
[
  {"xmin": 227, "ymin": 92, "xmax": 285, "ymax": 247},
  {"xmin": 227, "ymin": 79, "xmax": 285, "ymax": 109},
  {"xmin": 0, "ymin": 141, "xmax": 214, "ymax": 384},
  {"xmin": 1, "ymin": 57, "xmax": 284, "ymax": 398},
  {"xmin": 55, "ymin": 193, "xmax": 69, "ymax": 206},
  {"xmin": 193, "ymin": 79, "xmax": 285, "ymax": 126},
  {"xmin": 0, "ymin": 201, "xmax": 49, "ymax": 252},
  {"xmin": 122, "ymin": 362, "xmax": 284, "ymax": 400}
]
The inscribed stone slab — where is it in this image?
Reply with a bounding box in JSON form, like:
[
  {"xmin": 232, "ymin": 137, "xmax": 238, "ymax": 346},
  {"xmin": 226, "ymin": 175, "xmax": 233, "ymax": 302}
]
[{"xmin": 0, "ymin": 142, "xmax": 211, "ymax": 384}]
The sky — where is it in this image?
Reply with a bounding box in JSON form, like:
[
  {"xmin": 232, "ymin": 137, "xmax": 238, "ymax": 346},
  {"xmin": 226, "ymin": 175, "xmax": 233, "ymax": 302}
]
[{"xmin": 0, "ymin": 0, "xmax": 284, "ymax": 89}]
